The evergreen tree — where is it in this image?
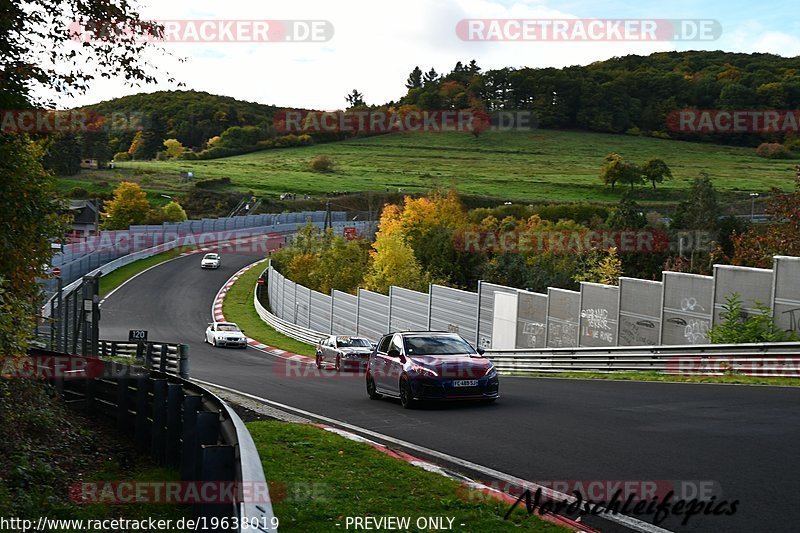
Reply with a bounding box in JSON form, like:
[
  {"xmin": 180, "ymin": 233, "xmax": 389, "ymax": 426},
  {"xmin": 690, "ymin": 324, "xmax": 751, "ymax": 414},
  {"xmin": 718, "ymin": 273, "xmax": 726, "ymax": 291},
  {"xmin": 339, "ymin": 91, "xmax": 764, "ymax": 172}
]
[
  {"xmin": 405, "ymin": 66, "xmax": 423, "ymax": 89},
  {"xmin": 423, "ymin": 68, "xmax": 439, "ymax": 86}
]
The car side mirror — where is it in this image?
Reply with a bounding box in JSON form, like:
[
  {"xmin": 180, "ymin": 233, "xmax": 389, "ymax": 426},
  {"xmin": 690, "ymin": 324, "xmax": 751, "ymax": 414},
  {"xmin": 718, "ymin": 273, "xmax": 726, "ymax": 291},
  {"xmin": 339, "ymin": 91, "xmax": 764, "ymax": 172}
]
[
  {"xmin": 387, "ymin": 348, "xmax": 401, "ymax": 358},
  {"xmin": 477, "ymin": 348, "xmax": 485, "ymax": 355}
]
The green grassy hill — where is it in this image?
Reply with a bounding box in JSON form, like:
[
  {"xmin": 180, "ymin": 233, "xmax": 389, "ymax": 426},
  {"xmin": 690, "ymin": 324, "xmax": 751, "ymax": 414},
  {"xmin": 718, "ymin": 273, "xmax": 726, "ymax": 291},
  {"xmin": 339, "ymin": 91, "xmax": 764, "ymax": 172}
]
[{"xmin": 59, "ymin": 129, "xmax": 797, "ymax": 206}]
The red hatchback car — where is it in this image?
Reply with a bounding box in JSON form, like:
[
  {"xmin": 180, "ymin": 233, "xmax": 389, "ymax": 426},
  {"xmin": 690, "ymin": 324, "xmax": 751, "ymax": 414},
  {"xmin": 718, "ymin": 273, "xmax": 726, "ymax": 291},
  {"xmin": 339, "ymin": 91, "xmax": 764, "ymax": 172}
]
[{"xmin": 366, "ymin": 331, "xmax": 499, "ymax": 408}]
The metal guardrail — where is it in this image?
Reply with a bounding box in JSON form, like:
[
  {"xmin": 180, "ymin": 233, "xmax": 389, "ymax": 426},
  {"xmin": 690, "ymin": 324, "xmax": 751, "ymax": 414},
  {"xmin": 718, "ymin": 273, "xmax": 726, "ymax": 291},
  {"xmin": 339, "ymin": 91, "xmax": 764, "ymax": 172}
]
[
  {"xmin": 31, "ymin": 349, "xmax": 277, "ymax": 532},
  {"xmin": 484, "ymin": 343, "xmax": 800, "ymax": 376},
  {"xmin": 98, "ymin": 340, "xmax": 189, "ymax": 378}
]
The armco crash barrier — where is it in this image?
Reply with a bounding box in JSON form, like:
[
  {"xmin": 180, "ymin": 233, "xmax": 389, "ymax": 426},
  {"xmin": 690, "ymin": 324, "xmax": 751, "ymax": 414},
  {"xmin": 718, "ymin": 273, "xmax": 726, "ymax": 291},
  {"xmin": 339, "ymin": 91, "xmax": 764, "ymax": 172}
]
[
  {"xmin": 24, "ymin": 349, "xmax": 277, "ymax": 532},
  {"xmin": 255, "ymin": 256, "xmax": 800, "ymax": 376}
]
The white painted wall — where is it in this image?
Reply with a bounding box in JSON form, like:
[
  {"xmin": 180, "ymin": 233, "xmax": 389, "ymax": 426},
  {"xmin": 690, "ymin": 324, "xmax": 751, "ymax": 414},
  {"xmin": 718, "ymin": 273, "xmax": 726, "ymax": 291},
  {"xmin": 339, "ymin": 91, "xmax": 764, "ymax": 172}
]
[{"xmin": 491, "ymin": 291, "xmax": 518, "ymax": 349}]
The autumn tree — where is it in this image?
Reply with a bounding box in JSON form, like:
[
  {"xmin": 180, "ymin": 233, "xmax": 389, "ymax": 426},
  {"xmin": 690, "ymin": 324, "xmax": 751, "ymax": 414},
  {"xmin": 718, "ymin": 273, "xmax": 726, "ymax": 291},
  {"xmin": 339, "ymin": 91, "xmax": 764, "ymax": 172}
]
[
  {"xmin": 160, "ymin": 201, "xmax": 187, "ymax": 222},
  {"xmin": 600, "ymin": 153, "xmax": 640, "ymax": 190},
  {"xmin": 439, "ymin": 81, "xmax": 465, "ymax": 109},
  {"xmin": 642, "ymin": 158, "xmax": 673, "ymax": 190},
  {"xmin": 128, "ymin": 130, "xmax": 145, "ymax": 159},
  {"xmin": 102, "ymin": 181, "xmax": 152, "ymax": 229},
  {"xmin": 573, "ymin": 247, "xmax": 623, "ymax": 286},
  {"xmin": 163, "ymin": 138, "xmax": 184, "ymax": 158},
  {"xmin": 363, "ymin": 231, "xmax": 428, "ymax": 294},
  {"xmin": 269, "ymin": 223, "xmax": 370, "ymax": 295},
  {"xmin": 363, "ymin": 204, "xmax": 428, "ymax": 293}
]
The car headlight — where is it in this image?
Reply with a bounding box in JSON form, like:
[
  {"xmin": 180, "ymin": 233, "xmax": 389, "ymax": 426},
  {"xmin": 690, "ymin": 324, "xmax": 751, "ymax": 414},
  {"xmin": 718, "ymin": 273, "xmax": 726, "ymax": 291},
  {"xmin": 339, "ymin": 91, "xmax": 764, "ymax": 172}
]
[
  {"xmin": 484, "ymin": 365, "xmax": 497, "ymax": 378},
  {"xmin": 409, "ymin": 364, "xmax": 437, "ymax": 377}
]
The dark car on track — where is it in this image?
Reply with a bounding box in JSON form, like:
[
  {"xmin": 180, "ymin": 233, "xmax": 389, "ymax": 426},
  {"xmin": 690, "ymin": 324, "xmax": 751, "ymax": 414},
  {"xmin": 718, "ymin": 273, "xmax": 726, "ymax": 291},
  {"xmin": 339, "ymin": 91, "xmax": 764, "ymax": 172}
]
[
  {"xmin": 315, "ymin": 335, "xmax": 373, "ymax": 371},
  {"xmin": 366, "ymin": 331, "xmax": 499, "ymax": 408}
]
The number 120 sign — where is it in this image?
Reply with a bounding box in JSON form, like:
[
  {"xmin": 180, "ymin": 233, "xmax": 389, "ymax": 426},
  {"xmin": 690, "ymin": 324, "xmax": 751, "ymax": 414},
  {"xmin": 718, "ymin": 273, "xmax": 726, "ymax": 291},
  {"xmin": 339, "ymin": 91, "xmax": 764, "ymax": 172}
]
[{"xmin": 129, "ymin": 330, "xmax": 148, "ymax": 342}]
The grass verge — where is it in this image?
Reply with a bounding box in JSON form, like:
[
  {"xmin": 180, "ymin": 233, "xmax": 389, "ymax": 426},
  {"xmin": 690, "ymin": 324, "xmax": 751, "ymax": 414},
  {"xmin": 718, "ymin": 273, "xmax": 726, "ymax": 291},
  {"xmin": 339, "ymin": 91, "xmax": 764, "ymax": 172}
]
[
  {"xmin": 221, "ymin": 263, "xmax": 316, "ymax": 357},
  {"xmin": 99, "ymin": 246, "xmax": 191, "ymax": 297},
  {"xmin": 515, "ymin": 370, "xmax": 800, "ymax": 386},
  {"xmin": 247, "ymin": 420, "xmax": 566, "ymax": 532}
]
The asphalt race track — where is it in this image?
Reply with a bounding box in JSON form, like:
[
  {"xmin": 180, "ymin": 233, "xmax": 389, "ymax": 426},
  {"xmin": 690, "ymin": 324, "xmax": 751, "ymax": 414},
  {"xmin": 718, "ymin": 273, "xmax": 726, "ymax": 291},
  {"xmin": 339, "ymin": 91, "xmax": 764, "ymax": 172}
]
[{"xmin": 100, "ymin": 249, "xmax": 800, "ymax": 533}]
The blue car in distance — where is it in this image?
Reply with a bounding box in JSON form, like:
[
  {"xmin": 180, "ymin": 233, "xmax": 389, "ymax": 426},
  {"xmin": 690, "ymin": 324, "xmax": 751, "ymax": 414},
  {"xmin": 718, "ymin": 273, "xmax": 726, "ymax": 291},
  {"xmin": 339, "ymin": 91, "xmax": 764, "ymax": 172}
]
[{"xmin": 366, "ymin": 331, "xmax": 499, "ymax": 408}]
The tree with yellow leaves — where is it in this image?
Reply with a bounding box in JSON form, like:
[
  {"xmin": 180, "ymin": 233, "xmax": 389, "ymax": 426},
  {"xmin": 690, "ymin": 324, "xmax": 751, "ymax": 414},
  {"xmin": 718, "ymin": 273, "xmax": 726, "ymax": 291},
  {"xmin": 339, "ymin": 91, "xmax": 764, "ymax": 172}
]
[
  {"xmin": 573, "ymin": 247, "xmax": 623, "ymax": 286},
  {"xmin": 163, "ymin": 138, "xmax": 185, "ymax": 158},
  {"xmin": 363, "ymin": 203, "xmax": 429, "ymax": 294},
  {"xmin": 101, "ymin": 181, "xmax": 152, "ymax": 230}
]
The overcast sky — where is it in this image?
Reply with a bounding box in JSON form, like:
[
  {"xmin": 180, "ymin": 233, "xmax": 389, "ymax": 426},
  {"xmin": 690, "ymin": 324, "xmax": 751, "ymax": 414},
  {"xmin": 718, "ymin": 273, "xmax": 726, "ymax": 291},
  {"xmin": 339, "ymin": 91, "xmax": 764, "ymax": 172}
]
[{"xmin": 49, "ymin": 0, "xmax": 800, "ymax": 110}]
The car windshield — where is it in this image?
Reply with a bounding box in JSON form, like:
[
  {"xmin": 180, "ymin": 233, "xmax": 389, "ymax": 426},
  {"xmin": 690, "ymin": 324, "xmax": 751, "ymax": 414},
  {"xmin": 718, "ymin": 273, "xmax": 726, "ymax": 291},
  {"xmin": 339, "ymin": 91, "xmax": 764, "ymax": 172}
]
[
  {"xmin": 217, "ymin": 324, "xmax": 240, "ymax": 332},
  {"xmin": 404, "ymin": 335, "xmax": 476, "ymax": 356},
  {"xmin": 336, "ymin": 337, "xmax": 371, "ymax": 348},
  {"xmin": 204, "ymin": 254, "xmax": 219, "ymax": 260}
]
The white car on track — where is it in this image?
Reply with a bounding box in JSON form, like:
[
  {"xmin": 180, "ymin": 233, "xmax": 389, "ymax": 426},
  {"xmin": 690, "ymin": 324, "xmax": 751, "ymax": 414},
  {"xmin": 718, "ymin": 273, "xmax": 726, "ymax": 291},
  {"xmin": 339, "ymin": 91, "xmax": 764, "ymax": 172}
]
[
  {"xmin": 205, "ymin": 321, "xmax": 247, "ymax": 348},
  {"xmin": 201, "ymin": 253, "xmax": 221, "ymax": 269}
]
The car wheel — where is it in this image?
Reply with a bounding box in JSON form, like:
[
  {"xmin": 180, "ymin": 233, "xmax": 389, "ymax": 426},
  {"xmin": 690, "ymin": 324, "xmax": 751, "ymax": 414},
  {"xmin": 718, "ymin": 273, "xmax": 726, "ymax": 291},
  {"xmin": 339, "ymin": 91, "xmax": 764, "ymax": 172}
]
[
  {"xmin": 315, "ymin": 354, "xmax": 322, "ymax": 369},
  {"xmin": 366, "ymin": 373, "xmax": 382, "ymax": 400},
  {"xmin": 399, "ymin": 377, "xmax": 416, "ymax": 409},
  {"xmin": 213, "ymin": 338, "xmax": 218, "ymax": 347},
  {"xmin": 335, "ymin": 355, "xmax": 342, "ymax": 372}
]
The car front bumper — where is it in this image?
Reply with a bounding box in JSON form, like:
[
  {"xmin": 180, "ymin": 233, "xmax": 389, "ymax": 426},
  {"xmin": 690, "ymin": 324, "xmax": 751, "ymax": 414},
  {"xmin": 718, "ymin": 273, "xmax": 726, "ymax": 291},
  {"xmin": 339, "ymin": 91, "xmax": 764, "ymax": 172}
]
[
  {"xmin": 409, "ymin": 376, "xmax": 500, "ymax": 401},
  {"xmin": 339, "ymin": 355, "xmax": 370, "ymax": 368},
  {"xmin": 216, "ymin": 338, "xmax": 247, "ymax": 347}
]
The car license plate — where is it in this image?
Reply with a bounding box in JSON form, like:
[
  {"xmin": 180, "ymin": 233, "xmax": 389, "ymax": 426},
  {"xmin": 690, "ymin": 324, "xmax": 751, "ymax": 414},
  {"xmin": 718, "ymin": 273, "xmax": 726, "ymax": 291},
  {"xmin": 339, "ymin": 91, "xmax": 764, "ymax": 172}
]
[{"xmin": 453, "ymin": 380, "xmax": 478, "ymax": 387}]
